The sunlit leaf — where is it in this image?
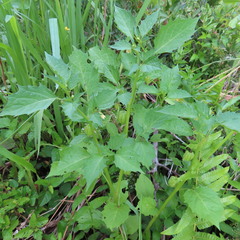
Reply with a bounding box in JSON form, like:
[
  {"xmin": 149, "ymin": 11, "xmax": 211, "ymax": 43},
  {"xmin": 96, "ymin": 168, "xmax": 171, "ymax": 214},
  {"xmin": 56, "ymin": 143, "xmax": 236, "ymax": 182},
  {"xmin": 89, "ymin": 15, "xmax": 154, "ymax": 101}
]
[
  {"xmin": 154, "ymin": 18, "xmax": 198, "ymax": 54},
  {"xmin": 102, "ymin": 202, "xmax": 130, "ymax": 230},
  {"xmin": 82, "ymin": 155, "xmax": 107, "ymax": 190},
  {"xmin": 0, "ymin": 85, "xmax": 56, "ymax": 116},
  {"xmin": 184, "ymin": 186, "xmax": 224, "ymax": 228},
  {"xmin": 114, "ymin": 6, "xmax": 135, "ymax": 40}
]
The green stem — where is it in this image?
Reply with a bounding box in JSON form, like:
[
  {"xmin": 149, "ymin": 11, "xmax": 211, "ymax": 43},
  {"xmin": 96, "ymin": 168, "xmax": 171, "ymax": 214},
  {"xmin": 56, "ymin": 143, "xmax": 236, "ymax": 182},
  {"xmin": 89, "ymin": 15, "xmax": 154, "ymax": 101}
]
[
  {"xmin": 115, "ymin": 72, "xmax": 139, "ymax": 204},
  {"xmin": 123, "ymin": 72, "xmax": 139, "ymax": 135},
  {"xmin": 77, "ymin": 108, "xmax": 114, "ymax": 193},
  {"xmin": 144, "ymin": 176, "xmax": 189, "ymax": 238}
]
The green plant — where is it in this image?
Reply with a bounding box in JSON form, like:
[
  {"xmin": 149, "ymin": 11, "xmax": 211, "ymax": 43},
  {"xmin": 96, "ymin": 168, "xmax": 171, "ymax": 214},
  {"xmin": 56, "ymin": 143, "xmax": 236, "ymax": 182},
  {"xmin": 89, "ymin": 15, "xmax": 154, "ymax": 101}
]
[{"xmin": 1, "ymin": 2, "xmax": 240, "ymax": 239}]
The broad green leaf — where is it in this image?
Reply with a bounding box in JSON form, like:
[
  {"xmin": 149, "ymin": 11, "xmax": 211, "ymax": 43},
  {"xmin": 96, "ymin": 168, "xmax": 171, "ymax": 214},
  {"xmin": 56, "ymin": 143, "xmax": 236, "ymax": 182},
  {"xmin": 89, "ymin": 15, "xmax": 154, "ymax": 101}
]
[
  {"xmin": 89, "ymin": 46, "xmax": 119, "ymax": 67},
  {"xmin": 89, "ymin": 46, "xmax": 120, "ymax": 84},
  {"xmin": 102, "ymin": 202, "xmax": 130, "ymax": 230},
  {"xmin": 0, "ymin": 145, "xmax": 36, "ymax": 173},
  {"xmin": 158, "ymin": 102, "xmax": 198, "ymax": 119},
  {"xmin": 45, "ymin": 52, "xmax": 70, "ymax": 85},
  {"xmin": 0, "ymin": 85, "xmax": 56, "ymax": 116},
  {"xmin": 74, "ymin": 206, "xmax": 102, "ymax": 230},
  {"xmin": 184, "ymin": 186, "xmax": 224, "ymax": 227},
  {"xmin": 154, "ymin": 18, "xmax": 198, "ymax": 54},
  {"xmin": 69, "ymin": 49, "xmax": 99, "ymax": 96},
  {"xmin": 114, "ymin": 6, "xmax": 135, "ymax": 40},
  {"xmin": 124, "ymin": 216, "xmax": 139, "ymax": 235},
  {"xmin": 216, "ymin": 112, "xmax": 240, "ymax": 132},
  {"xmin": 153, "ymin": 114, "xmax": 193, "ymax": 136},
  {"xmin": 118, "ymin": 92, "xmax": 131, "ymax": 106},
  {"xmin": 159, "ymin": 65, "xmax": 181, "ymax": 93},
  {"xmin": 168, "ymin": 89, "xmax": 192, "ymax": 99},
  {"xmin": 120, "ymin": 52, "xmax": 137, "ymax": 71},
  {"xmin": 82, "ymin": 155, "xmax": 107, "ymax": 190},
  {"xmin": 133, "ymin": 104, "xmax": 193, "ymax": 138},
  {"xmin": 48, "ymin": 144, "xmax": 89, "ymax": 177},
  {"xmin": 137, "ymin": 197, "xmax": 157, "ymax": 216},
  {"xmin": 110, "ymin": 40, "xmax": 132, "ymax": 51},
  {"xmin": 162, "ymin": 208, "xmax": 195, "ymax": 235},
  {"xmin": 137, "ymin": 83, "xmax": 158, "ymax": 94},
  {"xmin": 191, "ymin": 102, "xmax": 214, "ymax": 134},
  {"xmin": 115, "ymin": 147, "xmax": 143, "ymax": 173},
  {"xmin": 140, "ymin": 57, "xmax": 162, "ymax": 73},
  {"xmin": 135, "ymin": 174, "xmax": 154, "ymax": 198},
  {"xmin": 108, "ymin": 133, "xmax": 126, "ymax": 150},
  {"xmin": 61, "ymin": 100, "xmax": 84, "ymax": 122},
  {"xmin": 92, "ymin": 84, "xmax": 118, "ymax": 110},
  {"xmin": 139, "ymin": 10, "xmax": 159, "ymax": 37},
  {"xmin": 134, "ymin": 141, "xmax": 155, "ymax": 169}
]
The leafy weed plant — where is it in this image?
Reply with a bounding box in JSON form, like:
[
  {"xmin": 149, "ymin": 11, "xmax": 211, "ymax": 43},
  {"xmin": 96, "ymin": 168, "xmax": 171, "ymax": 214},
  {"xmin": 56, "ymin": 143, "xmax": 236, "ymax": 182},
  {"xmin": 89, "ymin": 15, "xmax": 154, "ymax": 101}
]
[{"xmin": 0, "ymin": 1, "xmax": 240, "ymax": 239}]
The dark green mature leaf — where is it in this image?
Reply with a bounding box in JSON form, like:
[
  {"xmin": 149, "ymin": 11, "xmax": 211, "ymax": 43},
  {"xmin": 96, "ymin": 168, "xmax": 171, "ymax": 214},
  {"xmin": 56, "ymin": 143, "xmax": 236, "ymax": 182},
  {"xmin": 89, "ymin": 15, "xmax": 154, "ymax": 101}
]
[
  {"xmin": 0, "ymin": 85, "xmax": 56, "ymax": 116},
  {"xmin": 167, "ymin": 89, "xmax": 192, "ymax": 99},
  {"xmin": 92, "ymin": 84, "xmax": 118, "ymax": 110},
  {"xmin": 137, "ymin": 83, "xmax": 158, "ymax": 94},
  {"xmin": 159, "ymin": 65, "xmax": 181, "ymax": 93},
  {"xmin": 216, "ymin": 112, "xmax": 240, "ymax": 132},
  {"xmin": 114, "ymin": 6, "xmax": 135, "ymax": 40},
  {"xmin": 133, "ymin": 104, "xmax": 193, "ymax": 138},
  {"xmin": 153, "ymin": 114, "xmax": 193, "ymax": 136},
  {"xmin": 89, "ymin": 46, "xmax": 119, "ymax": 67},
  {"xmin": 82, "ymin": 155, "xmax": 107, "ymax": 190},
  {"xmin": 154, "ymin": 18, "xmax": 198, "ymax": 54},
  {"xmin": 121, "ymin": 52, "xmax": 137, "ymax": 71},
  {"xmin": 89, "ymin": 46, "xmax": 120, "ymax": 84},
  {"xmin": 133, "ymin": 141, "xmax": 155, "ymax": 169},
  {"xmin": 139, "ymin": 10, "xmax": 159, "ymax": 37},
  {"xmin": 115, "ymin": 147, "xmax": 143, "ymax": 173},
  {"xmin": 69, "ymin": 49, "xmax": 99, "ymax": 96},
  {"xmin": 48, "ymin": 144, "xmax": 89, "ymax": 177},
  {"xmin": 102, "ymin": 202, "xmax": 130, "ymax": 230},
  {"xmin": 158, "ymin": 102, "xmax": 198, "ymax": 119},
  {"xmin": 61, "ymin": 100, "xmax": 84, "ymax": 122},
  {"xmin": 184, "ymin": 186, "xmax": 224, "ymax": 228},
  {"xmin": 110, "ymin": 40, "xmax": 132, "ymax": 51}
]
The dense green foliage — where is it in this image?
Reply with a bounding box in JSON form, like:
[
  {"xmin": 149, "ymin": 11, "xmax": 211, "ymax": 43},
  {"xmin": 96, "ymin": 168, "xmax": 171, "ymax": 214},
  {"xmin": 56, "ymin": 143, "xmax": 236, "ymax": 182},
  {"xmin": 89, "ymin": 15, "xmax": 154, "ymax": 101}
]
[{"xmin": 0, "ymin": 0, "xmax": 239, "ymax": 239}]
